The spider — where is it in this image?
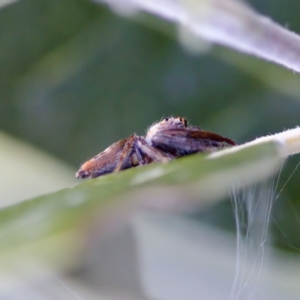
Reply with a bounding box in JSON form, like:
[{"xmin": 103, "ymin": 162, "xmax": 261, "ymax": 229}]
[{"xmin": 76, "ymin": 117, "xmax": 236, "ymax": 179}]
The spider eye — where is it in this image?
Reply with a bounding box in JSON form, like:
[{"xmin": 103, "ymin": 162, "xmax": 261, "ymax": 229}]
[{"xmin": 164, "ymin": 118, "xmax": 169, "ymax": 122}]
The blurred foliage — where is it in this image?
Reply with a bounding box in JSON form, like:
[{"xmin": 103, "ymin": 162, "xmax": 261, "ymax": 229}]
[
  {"xmin": 0, "ymin": 130, "xmax": 76, "ymax": 206},
  {"xmin": 1, "ymin": 0, "xmax": 300, "ymax": 291}
]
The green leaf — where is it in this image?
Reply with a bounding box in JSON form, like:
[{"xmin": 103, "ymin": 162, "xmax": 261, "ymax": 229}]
[{"xmin": 0, "ymin": 140, "xmax": 283, "ymax": 271}]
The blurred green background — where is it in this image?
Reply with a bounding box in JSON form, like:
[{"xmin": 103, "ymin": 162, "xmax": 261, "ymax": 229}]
[{"xmin": 1, "ymin": 0, "xmax": 300, "ymax": 297}]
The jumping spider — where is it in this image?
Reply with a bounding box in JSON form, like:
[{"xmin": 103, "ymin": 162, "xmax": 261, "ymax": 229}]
[{"xmin": 76, "ymin": 117, "xmax": 236, "ymax": 179}]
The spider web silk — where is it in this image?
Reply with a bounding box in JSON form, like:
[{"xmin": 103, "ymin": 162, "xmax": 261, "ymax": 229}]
[{"xmin": 228, "ymin": 166, "xmax": 283, "ymax": 300}]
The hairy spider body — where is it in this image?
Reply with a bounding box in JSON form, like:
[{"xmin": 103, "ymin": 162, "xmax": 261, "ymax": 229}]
[{"xmin": 76, "ymin": 117, "xmax": 236, "ymax": 179}]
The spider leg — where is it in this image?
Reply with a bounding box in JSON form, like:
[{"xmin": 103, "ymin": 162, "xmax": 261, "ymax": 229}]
[
  {"xmin": 114, "ymin": 135, "xmax": 173, "ymax": 173},
  {"xmin": 114, "ymin": 135, "xmax": 136, "ymax": 173},
  {"xmin": 114, "ymin": 134, "xmax": 151, "ymax": 173},
  {"xmin": 135, "ymin": 136, "xmax": 173, "ymax": 163},
  {"xmin": 132, "ymin": 135, "xmax": 148, "ymax": 165}
]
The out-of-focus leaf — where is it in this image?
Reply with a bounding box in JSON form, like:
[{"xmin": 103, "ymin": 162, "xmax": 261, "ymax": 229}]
[
  {"xmin": 133, "ymin": 214, "xmax": 300, "ymax": 300},
  {"xmin": 98, "ymin": 0, "xmax": 300, "ymax": 72},
  {"xmin": 0, "ymin": 131, "xmax": 76, "ymax": 207},
  {"xmin": 0, "ymin": 0, "xmax": 18, "ymax": 9}
]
